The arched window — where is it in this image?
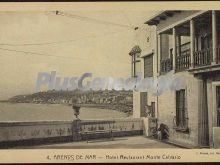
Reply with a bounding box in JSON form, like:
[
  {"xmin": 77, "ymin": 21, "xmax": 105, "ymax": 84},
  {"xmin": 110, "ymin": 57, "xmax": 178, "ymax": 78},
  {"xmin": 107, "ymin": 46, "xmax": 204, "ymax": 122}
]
[{"xmin": 129, "ymin": 45, "xmax": 142, "ymax": 77}]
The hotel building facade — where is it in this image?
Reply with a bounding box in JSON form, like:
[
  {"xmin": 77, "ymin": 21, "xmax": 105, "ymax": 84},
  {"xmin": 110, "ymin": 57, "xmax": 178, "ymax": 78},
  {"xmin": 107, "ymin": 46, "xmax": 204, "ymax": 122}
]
[{"xmin": 131, "ymin": 10, "xmax": 220, "ymax": 148}]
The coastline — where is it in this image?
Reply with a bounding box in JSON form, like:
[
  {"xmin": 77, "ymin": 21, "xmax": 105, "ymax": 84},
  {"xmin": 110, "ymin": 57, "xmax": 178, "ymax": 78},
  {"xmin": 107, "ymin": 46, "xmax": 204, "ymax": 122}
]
[{"xmin": 1, "ymin": 101, "xmax": 132, "ymax": 116}]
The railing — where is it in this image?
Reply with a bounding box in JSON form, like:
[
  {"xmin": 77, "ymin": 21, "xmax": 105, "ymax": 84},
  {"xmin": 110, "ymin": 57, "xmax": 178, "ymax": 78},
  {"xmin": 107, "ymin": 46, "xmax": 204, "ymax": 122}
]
[
  {"xmin": 161, "ymin": 47, "xmax": 219, "ymax": 72},
  {"xmin": 194, "ymin": 48, "xmax": 212, "ymax": 67},
  {"xmin": 78, "ymin": 118, "xmax": 143, "ymax": 141},
  {"xmin": 79, "ymin": 118, "xmax": 142, "ymax": 133},
  {"xmin": 160, "ymin": 58, "xmax": 173, "ymax": 74},
  {"xmin": 175, "ymin": 49, "xmax": 191, "ymax": 71}
]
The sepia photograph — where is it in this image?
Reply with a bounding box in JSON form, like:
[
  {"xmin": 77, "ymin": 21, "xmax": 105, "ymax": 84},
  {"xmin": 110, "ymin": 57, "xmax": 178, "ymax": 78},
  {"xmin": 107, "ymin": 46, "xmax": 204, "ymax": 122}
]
[{"xmin": 0, "ymin": 2, "xmax": 220, "ymax": 163}]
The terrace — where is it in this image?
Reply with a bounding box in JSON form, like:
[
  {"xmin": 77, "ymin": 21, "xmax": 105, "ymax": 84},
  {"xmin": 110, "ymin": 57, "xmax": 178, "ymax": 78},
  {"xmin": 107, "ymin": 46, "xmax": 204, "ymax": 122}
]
[
  {"xmin": 27, "ymin": 136, "xmax": 179, "ymax": 149},
  {"xmin": 0, "ymin": 119, "xmax": 180, "ymax": 149}
]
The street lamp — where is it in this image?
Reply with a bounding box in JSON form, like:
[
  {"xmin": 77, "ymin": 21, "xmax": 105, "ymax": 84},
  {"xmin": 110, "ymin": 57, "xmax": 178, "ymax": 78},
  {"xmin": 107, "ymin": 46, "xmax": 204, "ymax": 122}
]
[
  {"xmin": 72, "ymin": 98, "xmax": 81, "ymax": 119},
  {"xmin": 72, "ymin": 104, "xmax": 80, "ymax": 119},
  {"xmin": 71, "ymin": 100, "xmax": 81, "ymax": 141}
]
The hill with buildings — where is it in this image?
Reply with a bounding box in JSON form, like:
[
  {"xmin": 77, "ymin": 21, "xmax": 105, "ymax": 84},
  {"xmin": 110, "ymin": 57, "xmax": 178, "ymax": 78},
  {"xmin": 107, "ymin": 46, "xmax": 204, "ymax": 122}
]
[{"xmin": 8, "ymin": 90, "xmax": 133, "ymax": 115}]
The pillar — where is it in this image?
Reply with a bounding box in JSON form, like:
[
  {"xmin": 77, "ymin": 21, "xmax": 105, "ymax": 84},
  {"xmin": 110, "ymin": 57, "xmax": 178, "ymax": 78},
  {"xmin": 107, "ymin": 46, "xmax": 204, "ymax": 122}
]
[
  {"xmin": 198, "ymin": 78, "xmax": 209, "ymax": 147},
  {"xmin": 177, "ymin": 35, "xmax": 181, "ymax": 57},
  {"xmin": 190, "ymin": 19, "xmax": 195, "ymax": 68},
  {"xmin": 212, "ymin": 10, "xmax": 217, "ymax": 64},
  {"xmin": 131, "ymin": 55, "xmax": 133, "ymax": 77},
  {"xmin": 172, "ymin": 27, "xmax": 176, "ymax": 70},
  {"xmin": 157, "ymin": 34, "xmax": 161, "ymax": 76}
]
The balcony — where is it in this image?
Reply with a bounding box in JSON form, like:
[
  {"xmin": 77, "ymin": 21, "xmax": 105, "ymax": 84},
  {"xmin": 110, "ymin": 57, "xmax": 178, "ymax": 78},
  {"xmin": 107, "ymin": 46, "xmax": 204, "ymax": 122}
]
[
  {"xmin": 157, "ymin": 11, "xmax": 220, "ymax": 74},
  {"xmin": 160, "ymin": 46, "xmax": 220, "ymax": 74},
  {"xmin": 160, "ymin": 58, "xmax": 173, "ymax": 74},
  {"xmin": 187, "ymin": 46, "xmax": 220, "ymax": 74},
  {"xmin": 175, "ymin": 49, "xmax": 191, "ymax": 72},
  {"xmin": 194, "ymin": 48, "xmax": 213, "ymax": 67}
]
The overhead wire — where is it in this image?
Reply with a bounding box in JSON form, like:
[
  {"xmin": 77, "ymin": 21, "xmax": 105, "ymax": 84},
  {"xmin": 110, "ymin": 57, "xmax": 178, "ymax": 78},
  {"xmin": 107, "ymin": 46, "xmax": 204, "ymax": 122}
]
[
  {"xmin": 0, "ymin": 46, "xmax": 130, "ymax": 66},
  {"xmin": 0, "ymin": 10, "xmax": 135, "ymax": 46},
  {"xmin": 0, "ymin": 47, "xmax": 86, "ymax": 60},
  {"xmin": 0, "ymin": 11, "xmax": 139, "ymax": 48},
  {"xmin": 0, "ymin": 11, "xmax": 134, "ymax": 66},
  {"xmin": 54, "ymin": 11, "xmax": 135, "ymax": 30},
  {"xmin": 0, "ymin": 30, "xmax": 127, "ymax": 46}
]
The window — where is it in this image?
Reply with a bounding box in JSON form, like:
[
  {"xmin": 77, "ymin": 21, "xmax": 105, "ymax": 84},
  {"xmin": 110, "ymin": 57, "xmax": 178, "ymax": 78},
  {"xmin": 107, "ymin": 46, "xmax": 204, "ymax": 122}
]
[
  {"xmin": 131, "ymin": 53, "xmax": 141, "ymax": 77},
  {"xmin": 176, "ymin": 89, "xmax": 188, "ymax": 130},
  {"xmin": 129, "ymin": 45, "xmax": 141, "ymax": 77},
  {"xmin": 160, "ymin": 34, "xmax": 170, "ymax": 60},
  {"xmin": 218, "ymin": 29, "xmax": 220, "ymax": 46},
  {"xmin": 144, "ymin": 54, "xmax": 153, "ymax": 78},
  {"xmin": 170, "ymin": 48, "xmax": 173, "ymax": 58},
  {"xmin": 217, "ymin": 86, "xmax": 220, "ymax": 127},
  {"xmin": 201, "ymin": 33, "xmax": 212, "ymax": 49},
  {"xmin": 140, "ymin": 92, "xmax": 147, "ymax": 117},
  {"xmin": 151, "ymin": 102, "xmax": 155, "ymax": 118}
]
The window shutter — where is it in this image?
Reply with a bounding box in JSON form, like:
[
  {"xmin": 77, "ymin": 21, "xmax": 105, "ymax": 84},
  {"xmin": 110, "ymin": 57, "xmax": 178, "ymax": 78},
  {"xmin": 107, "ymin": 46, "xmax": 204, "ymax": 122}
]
[{"xmin": 144, "ymin": 54, "xmax": 153, "ymax": 78}]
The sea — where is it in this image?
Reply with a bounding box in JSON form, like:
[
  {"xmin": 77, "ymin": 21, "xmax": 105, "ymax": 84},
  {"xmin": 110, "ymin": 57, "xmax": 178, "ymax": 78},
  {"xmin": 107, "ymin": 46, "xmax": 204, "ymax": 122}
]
[{"xmin": 0, "ymin": 102, "xmax": 129, "ymax": 122}]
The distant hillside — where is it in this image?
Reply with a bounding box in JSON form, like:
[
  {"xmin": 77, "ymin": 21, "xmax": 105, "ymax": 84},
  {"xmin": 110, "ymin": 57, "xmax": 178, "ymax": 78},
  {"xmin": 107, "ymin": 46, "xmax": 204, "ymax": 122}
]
[{"xmin": 8, "ymin": 90, "xmax": 133, "ymax": 115}]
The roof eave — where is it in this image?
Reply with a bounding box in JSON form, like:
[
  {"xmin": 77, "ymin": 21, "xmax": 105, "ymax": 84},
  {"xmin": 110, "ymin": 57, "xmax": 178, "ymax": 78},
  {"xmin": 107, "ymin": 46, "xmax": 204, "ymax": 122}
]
[{"xmin": 145, "ymin": 10, "xmax": 182, "ymax": 26}]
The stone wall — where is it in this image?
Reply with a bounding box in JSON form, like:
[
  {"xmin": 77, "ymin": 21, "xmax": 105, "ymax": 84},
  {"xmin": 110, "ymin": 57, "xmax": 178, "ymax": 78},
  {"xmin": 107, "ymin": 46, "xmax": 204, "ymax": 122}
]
[
  {"xmin": 0, "ymin": 118, "xmax": 143, "ymax": 148},
  {"xmin": 157, "ymin": 71, "xmax": 200, "ymax": 148},
  {"xmin": 0, "ymin": 121, "xmax": 73, "ymax": 142},
  {"xmin": 133, "ymin": 92, "xmax": 142, "ymax": 118},
  {"xmin": 132, "ymin": 69, "xmax": 200, "ymax": 148}
]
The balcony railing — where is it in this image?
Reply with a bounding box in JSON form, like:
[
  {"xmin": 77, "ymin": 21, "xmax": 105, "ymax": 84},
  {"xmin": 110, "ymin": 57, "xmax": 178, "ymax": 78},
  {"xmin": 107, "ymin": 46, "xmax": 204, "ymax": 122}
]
[
  {"xmin": 160, "ymin": 46, "xmax": 220, "ymax": 74},
  {"xmin": 194, "ymin": 48, "xmax": 212, "ymax": 67},
  {"xmin": 175, "ymin": 49, "xmax": 191, "ymax": 71},
  {"xmin": 160, "ymin": 58, "xmax": 173, "ymax": 74}
]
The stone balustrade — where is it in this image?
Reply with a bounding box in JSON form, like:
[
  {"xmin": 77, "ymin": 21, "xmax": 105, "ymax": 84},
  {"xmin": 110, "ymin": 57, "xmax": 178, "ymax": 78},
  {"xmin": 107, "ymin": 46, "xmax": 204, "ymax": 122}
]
[{"xmin": 0, "ymin": 118, "xmax": 143, "ymax": 148}]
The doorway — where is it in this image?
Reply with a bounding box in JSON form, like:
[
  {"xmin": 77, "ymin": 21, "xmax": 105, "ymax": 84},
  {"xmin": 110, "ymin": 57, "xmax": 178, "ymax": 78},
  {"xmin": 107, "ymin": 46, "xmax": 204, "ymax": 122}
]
[
  {"xmin": 199, "ymin": 78, "xmax": 209, "ymax": 147},
  {"xmin": 140, "ymin": 92, "xmax": 148, "ymax": 117},
  {"xmin": 216, "ymin": 86, "xmax": 220, "ymax": 126}
]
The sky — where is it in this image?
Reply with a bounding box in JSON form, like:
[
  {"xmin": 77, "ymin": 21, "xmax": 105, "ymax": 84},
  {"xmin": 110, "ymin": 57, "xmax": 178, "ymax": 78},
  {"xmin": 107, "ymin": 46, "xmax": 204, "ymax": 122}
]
[{"xmin": 0, "ymin": 10, "xmax": 157, "ymax": 100}]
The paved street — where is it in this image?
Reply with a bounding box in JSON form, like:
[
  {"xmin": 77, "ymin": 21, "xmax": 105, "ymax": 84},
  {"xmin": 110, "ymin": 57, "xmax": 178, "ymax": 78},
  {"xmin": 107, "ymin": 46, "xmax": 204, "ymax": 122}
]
[{"xmin": 30, "ymin": 136, "xmax": 180, "ymax": 149}]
